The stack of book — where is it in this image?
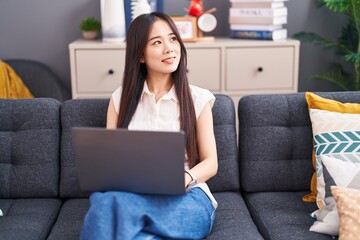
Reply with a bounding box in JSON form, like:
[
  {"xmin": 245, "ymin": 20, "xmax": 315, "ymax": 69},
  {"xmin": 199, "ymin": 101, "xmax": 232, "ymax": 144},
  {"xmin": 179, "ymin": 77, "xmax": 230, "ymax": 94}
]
[{"xmin": 229, "ymin": 0, "xmax": 288, "ymax": 40}]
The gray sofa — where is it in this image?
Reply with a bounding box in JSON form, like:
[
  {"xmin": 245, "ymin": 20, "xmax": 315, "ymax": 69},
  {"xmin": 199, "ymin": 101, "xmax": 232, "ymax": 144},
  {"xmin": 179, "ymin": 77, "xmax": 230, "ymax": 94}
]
[{"xmin": 0, "ymin": 92, "xmax": 346, "ymax": 240}]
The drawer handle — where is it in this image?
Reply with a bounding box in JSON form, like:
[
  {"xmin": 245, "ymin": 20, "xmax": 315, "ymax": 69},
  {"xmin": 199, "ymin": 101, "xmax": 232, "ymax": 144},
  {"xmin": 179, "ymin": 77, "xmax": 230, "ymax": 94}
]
[
  {"xmin": 108, "ymin": 69, "xmax": 114, "ymax": 75},
  {"xmin": 257, "ymin": 67, "xmax": 263, "ymax": 72}
]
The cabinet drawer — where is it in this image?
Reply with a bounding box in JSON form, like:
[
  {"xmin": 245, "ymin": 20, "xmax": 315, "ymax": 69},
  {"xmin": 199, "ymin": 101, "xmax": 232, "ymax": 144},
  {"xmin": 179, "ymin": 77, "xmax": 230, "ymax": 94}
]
[
  {"xmin": 187, "ymin": 48, "xmax": 221, "ymax": 91},
  {"xmin": 75, "ymin": 49, "xmax": 125, "ymax": 93},
  {"xmin": 225, "ymin": 47, "xmax": 294, "ymax": 91}
]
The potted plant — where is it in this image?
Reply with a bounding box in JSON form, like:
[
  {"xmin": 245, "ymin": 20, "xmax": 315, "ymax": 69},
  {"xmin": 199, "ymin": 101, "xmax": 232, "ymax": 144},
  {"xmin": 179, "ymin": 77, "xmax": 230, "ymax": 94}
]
[
  {"xmin": 80, "ymin": 17, "xmax": 101, "ymax": 40},
  {"xmin": 294, "ymin": 0, "xmax": 360, "ymax": 91}
]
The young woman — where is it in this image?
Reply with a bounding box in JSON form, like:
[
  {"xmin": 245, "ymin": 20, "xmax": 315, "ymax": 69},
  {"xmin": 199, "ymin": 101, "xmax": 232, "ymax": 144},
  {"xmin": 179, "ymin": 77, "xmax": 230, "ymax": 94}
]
[{"xmin": 80, "ymin": 12, "xmax": 218, "ymax": 240}]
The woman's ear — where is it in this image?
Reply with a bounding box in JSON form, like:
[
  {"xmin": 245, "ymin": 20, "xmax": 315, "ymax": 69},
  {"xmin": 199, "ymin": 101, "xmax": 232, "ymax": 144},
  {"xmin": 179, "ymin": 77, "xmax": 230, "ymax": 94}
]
[{"xmin": 139, "ymin": 56, "xmax": 145, "ymax": 63}]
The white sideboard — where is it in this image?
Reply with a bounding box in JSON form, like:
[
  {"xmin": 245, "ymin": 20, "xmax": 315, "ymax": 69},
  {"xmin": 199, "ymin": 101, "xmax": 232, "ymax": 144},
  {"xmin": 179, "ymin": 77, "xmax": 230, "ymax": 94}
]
[{"xmin": 69, "ymin": 38, "xmax": 300, "ymax": 105}]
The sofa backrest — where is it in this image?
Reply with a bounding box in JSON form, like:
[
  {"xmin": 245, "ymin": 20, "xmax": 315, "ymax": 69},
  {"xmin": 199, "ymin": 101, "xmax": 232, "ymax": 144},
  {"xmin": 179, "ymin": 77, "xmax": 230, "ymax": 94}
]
[
  {"xmin": 238, "ymin": 92, "xmax": 360, "ymax": 193},
  {"xmin": 207, "ymin": 94, "xmax": 239, "ymax": 192},
  {"xmin": 59, "ymin": 94, "xmax": 239, "ymax": 197},
  {"xmin": 0, "ymin": 98, "xmax": 61, "ymax": 198},
  {"xmin": 60, "ymin": 99, "xmax": 108, "ymax": 198}
]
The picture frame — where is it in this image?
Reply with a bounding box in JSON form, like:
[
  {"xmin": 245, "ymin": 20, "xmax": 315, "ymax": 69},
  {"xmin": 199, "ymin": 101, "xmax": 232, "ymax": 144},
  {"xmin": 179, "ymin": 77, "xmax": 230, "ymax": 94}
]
[{"xmin": 171, "ymin": 16, "xmax": 197, "ymax": 42}]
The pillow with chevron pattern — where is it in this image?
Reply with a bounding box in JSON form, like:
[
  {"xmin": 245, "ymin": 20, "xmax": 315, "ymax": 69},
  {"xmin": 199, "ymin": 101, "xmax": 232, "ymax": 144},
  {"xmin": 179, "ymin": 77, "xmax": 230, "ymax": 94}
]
[
  {"xmin": 309, "ymin": 155, "xmax": 360, "ymax": 236},
  {"xmin": 304, "ymin": 92, "xmax": 360, "ymax": 205},
  {"xmin": 308, "ymin": 108, "xmax": 360, "ymax": 216}
]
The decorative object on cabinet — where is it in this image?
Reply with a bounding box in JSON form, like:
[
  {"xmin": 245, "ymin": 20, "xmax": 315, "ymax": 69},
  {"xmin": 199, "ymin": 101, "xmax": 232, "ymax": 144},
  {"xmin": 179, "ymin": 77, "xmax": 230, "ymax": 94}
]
[
  {"xmin": 69, "ymin": 38, "xmax": 300, "ymax": 108},
  {"xmin": 188, "ymin": 0, "xmax": 204, "ymax": 17},
  {"xmin": 131, "ymin": 0, "xmax": 152, "ymax": 21},
  {"xmin": 147, "ymin": 0, "xmax": 164, "ymax": 12},
  {"xmin": 100, "ymin": 0, "xmax": 126, "ymax": 42},
  {"xmin": 124, "ymin": 0, "xmax": 164, "ymax": 32},
  {"xmin": 293, "ymin": 0, "xmax": 360, "ymax": 91},
  {"xmin": 229, "ymin": 0, "xmax": 288, "ymax": 41},
  {"xmin": 171, "ymin": 16, "xmax": 198, "ymax": 42},
  {"xmin": 79, "ymin": 17, "xmax": 101, "ymax": 40},
  {"xmin": 177, "ymin": 0, "xmax": 217, "ymax": 42}
]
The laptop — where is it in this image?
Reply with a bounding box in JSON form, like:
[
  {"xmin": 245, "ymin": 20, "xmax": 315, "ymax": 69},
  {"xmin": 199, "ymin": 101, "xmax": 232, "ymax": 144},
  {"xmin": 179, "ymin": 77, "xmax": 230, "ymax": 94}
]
[{"xmin": 72, "ymin": 127, "xmax": 186, "ymax": 195}]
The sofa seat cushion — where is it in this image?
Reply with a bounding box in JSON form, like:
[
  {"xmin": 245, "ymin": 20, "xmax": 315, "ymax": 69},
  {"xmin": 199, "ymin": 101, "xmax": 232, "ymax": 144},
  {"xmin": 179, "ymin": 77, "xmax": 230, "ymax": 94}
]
[
  {"xmin": 47, "ymin": 198, "xmax": 89, "ymax": 240},
  {"xmin": 0, "ymin": 198, "xmax": 61, "ymax": 240},
  {"xmin": 207, "ymin": 192, "xmax": 263, "ymax": 240},
  {"xmin": 244, "ymin": 191, "xmax": 336, "ymax": 240},
  {"xmin": 49, "ymin": 193, "xmax": 263, "ymax": 240}
]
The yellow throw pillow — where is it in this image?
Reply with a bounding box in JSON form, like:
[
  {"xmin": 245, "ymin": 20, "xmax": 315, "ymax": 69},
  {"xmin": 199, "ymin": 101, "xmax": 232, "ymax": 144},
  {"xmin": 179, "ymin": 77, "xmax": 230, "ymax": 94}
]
[
  {"xmin": 0, "ymin": 60, "xmax": 33, "ymax": 99},
  {"xmin": 331, "ymin": 186, "xmax": 360, "ymax": 240},
  {"xmin": 304, "ymin": 92, "xmax": 360, "ymax": 207}
]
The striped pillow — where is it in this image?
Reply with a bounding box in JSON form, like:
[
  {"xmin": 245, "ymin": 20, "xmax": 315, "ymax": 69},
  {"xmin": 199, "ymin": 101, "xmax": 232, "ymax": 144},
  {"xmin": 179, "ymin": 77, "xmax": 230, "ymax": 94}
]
[{"xmin": 309, "ymin": 109, "xmax": 360, "ymax": 210}]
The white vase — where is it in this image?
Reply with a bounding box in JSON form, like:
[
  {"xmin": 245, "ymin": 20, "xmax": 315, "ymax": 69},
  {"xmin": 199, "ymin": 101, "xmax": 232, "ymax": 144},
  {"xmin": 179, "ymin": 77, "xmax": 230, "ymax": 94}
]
[
  {"xmin": 131, "ymin": 0, "xmax": 152, "ymax": 21},
  {"xmin": 101, "ymin": 0, "xmax": 126, "ymax": 42}
]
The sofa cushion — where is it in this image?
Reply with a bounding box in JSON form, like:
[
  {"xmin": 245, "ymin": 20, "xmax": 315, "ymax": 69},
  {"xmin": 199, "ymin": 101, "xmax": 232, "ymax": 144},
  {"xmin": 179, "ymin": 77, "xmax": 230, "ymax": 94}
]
[
  {"xmin": 0, "ymin": 98, "xmax": 61, "ymax": 198},
  {"xmin": 60, "ymin": 99, "xmax": 109, "ymax": 198},
  {"xmin": 47, "ymin": 198, "xmax": 90, "ymax": 240},
  {"xmin": 308, "ymin": 108, "xmax": 360, "ymax": 210},
  {"xmin": 331, "ymin": 186, "xmax": 360, "ymax": 240},
  {"xmin": 238, "ymin": 93, "xmax": 314, "ymax": 192},
  {"xmin": 48, "ymin": 193, "xmax": 262, "ymax": 240},
  {"xmin": 239, "ymin": 92, "xmax": 360, "ymax": 193},
  {"xmin": 206, "ymin": 192, "xmax": 263, "ymax": 240},
  {"xmin": 244, "ymin": 192, "xmax": 334, "ymax": 240},
  {"xmin": 304, "ymin": 92, "xmax": 360, "ymax": 203},
  {"xmin": 207, "ymin": 95, "xmax": 239, "ymax": 192},
  {"xmin": 309, "ymin": 155, "xmax": 360, "ymax": 236},
  {"xmin": 0, "ymin": 198, "xmax": 62, "ymax": 240}
]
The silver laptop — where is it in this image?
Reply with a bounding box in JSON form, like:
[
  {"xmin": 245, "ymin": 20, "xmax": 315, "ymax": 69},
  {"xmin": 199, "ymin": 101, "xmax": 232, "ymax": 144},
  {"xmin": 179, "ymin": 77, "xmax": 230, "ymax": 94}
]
[{"xmin": 72, "ymin": 127, "xmax": 186, "ymax": 195}]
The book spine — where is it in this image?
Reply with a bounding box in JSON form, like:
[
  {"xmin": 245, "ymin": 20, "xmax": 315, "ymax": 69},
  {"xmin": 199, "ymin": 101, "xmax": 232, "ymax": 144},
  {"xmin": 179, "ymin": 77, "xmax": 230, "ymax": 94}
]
[
  {"xmin": 230, "ymin": 0, "xmax": 286, "ymax": 2},
  {"xmin": 231, "ymin": 2, "xmax": 284, "ymax": 8},
  {"xmin": 229, "ymin": 16, "xmax": 287, "ymax": 25},
  {"xmin": 230, "ymin": 30, "xmax": 275, "ymax": 40},
  {"xmin": 229, "ymin": 7, "xmax": 287, "ymax": 17},
  {"xmin": 230, "ymin": 23, "xmax": 282, "ymax": 31}
]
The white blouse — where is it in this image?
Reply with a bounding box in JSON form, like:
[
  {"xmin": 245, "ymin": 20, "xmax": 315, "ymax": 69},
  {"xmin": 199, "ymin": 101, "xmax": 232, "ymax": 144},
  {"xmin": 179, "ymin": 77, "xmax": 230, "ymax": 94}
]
[{"xmin": 111, "ymin": 82, "xmax": 217, "ymax": 208}]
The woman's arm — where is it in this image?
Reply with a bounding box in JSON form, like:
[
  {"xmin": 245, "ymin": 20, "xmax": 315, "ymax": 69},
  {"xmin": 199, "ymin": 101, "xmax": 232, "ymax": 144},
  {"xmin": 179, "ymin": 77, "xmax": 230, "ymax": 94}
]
[
  {"xmin": 185, "ymin": 102, "xmax": 218, "ymax": 187},
  {"xmin": 106, "ymin": 97, "xmax": 118, "ymax": 129}
]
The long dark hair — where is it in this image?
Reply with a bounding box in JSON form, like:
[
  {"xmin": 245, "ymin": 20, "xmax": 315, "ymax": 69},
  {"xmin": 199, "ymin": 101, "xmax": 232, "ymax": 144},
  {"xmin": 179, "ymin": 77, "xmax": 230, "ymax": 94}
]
[{"xmin": 117, "ymin": 12, "xmax": 198, "ymax": 168}]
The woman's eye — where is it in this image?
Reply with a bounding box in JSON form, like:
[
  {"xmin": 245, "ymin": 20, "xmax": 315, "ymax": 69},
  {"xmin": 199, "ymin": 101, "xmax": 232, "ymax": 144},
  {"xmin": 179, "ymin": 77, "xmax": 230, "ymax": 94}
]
[
  {"xmin": 153, "ymin": 40, "xmax": 161, "ymax": 45},
  {"xmin": 170, "ymin": 37, "xmax": 177, "ymax": 42}
]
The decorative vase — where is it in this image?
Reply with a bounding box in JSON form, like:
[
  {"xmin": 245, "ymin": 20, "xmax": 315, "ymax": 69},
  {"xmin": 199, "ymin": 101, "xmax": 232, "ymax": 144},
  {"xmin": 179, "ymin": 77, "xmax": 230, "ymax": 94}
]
[
  {"xmin": 82, "ymin": 31, "xmax": 99, "ymax": 40},
  {"xmin": 131, "ymin": 0, "xmax": 152, "ymax": 21},
  {"xmin": 101, "ymin": 0, "xmax": 126, "ymax": 42}
]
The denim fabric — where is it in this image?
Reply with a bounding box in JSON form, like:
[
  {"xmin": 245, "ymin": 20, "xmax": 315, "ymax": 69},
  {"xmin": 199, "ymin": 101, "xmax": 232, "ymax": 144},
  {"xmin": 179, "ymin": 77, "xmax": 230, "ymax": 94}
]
[{"xmin": 80, "ymin": 188, "xmax": 216, "ymax": 240}]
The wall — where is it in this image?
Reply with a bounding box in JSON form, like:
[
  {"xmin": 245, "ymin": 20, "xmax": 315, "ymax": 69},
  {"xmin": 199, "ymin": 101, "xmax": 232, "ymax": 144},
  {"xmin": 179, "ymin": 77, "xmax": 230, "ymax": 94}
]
[{"xmin": 0, "ymin": 0, "xmax": 348, "ymax": 97}]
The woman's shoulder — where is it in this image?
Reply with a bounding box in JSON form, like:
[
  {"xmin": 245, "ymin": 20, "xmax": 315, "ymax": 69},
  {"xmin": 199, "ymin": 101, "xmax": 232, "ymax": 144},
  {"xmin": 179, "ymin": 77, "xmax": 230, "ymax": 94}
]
[
  {"xmin": 190, "ymin": 85, "xmax": 215, "ymax": 103},
  {"xmin": 189, "ymin": 85, "xmax": 216, "ymax": 117},
  {"xmin": 111, "ymin": 86, "xmax": 122, "ymax": 114}
]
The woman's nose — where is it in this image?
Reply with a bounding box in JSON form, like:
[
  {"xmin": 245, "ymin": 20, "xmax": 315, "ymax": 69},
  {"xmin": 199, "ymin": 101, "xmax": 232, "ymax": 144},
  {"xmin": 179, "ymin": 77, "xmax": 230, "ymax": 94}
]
[{"xmin": 164, "ymin": 42, "xmax": 174, "ymax": 54}]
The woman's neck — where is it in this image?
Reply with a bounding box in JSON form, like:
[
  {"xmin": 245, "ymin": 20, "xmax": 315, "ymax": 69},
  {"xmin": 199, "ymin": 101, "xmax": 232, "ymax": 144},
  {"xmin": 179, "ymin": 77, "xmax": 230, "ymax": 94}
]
[{"xmin": 146, "ymin": 75, "xmax": 173, "ymax": 94}]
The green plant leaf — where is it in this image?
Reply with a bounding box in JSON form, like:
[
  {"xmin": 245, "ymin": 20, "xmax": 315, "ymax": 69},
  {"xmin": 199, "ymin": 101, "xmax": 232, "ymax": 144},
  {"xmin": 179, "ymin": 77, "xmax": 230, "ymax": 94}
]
[
  {"xmin": 338, "ymin": 20, "xmax": 358, "ymax": 53},
  {"xmin": 321, "ymin": 0, "xmax": 350, "ymax": 13},
  {"xmin": 309, "ymin": 63, "xmax": 352, "ymax": 90},
  {"xmin": 293, "ymin": 32, "xmax": 348, "ymax": 51},
  {"xmin": 80, "ymin": 17, "xmax": 101, "ymax": 31},
  {"xmin": 343, "ymin": 52, "xmax": 360, "ymax": 63}
]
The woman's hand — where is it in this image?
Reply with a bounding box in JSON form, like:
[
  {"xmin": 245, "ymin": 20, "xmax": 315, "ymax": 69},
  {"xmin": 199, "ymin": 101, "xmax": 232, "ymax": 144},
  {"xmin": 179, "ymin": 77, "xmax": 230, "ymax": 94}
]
[{"xmin": 184, "ymin": 172, "xmax": 192, "ymax": 188}]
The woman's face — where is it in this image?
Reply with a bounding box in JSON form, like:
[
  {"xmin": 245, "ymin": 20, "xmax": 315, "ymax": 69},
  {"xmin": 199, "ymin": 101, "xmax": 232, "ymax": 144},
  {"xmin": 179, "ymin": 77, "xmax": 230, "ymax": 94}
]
[{"xmin": 140, "ymin": 19, "xmax": 181, "ymax": 78}]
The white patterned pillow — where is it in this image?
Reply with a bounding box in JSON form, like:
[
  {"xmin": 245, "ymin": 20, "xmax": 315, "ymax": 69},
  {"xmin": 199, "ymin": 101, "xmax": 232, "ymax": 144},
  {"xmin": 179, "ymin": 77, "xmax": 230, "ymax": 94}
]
[
  {"xmin": 309, "ymin": 155, "xmax": 360, "ymax": 235},
  {"xmin": 309, "ymin": 109, "xmax": 360, "ymax": 209},
  {"xmin": 331, "ymin": 186, "xmax": 360, "ymax": 239}
]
